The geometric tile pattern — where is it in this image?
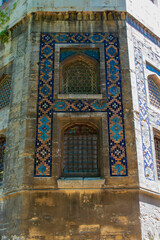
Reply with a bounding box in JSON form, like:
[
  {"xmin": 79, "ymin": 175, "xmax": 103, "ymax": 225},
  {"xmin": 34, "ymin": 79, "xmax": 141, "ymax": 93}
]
[
  {"xmin": 0, "ymin": 75, "xmax": 11, "ymax": 110},
  {"xmin": 34, "ymin": 33, "xmax": 128, "ymax": 177},
  {"xmin": 133, "ymin": 41, "xmax": 155, "ymax": 180},
  {"xmin": 52, "ymin": 99, "xmax": 108, "ymax": 112}
]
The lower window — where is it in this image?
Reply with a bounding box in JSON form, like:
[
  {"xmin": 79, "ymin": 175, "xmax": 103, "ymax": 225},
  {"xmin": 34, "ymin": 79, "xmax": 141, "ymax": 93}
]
[{"xmin": 62, "ymin": 123, "xmax": 99, "ymax": 177}]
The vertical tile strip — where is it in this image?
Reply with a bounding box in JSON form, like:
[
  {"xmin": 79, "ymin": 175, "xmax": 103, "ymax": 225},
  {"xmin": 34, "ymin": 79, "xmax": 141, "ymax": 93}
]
[
  {"xmin": 34, "ymin": 34, "xmax": 54, "ymax": 176},
  {"xmin": 105, "ymin": 35, "xmax": 127, "ymax": 176},
  {"xmin": 133, "ymin": 41, "xmax": 155, "ymax": 180}
]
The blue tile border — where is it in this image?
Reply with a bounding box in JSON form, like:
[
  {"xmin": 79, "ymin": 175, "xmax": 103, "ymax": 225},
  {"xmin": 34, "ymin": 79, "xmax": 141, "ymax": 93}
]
[{"xmin": 126, "ymin": 15, "xmax": 160, "ymax": 48}]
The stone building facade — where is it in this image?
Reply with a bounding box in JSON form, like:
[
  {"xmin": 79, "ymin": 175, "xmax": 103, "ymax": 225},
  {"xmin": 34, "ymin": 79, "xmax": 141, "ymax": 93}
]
[{"xmin": 0, "ymin": 0, "xmax": 160, "ymax": 239}]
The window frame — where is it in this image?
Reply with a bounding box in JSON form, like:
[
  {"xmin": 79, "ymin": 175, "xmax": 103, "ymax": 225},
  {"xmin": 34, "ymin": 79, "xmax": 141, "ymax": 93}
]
[
  {"xmin": 54, "ymin": 43, "xmax": 106, "ymax": 99},
  {"xmin": 147, "ymin": 74, "xmax": 160, "ymax": 109},
  {"xmin": 61, "ymin": 122, "xmax": 100, "ymax": 178},
  {"xmin": 55, "ymin": 114, "xmax": 108, "ymax": 180},
  {"xmin": 59, "ymin": 51, "xmax": 100, "ymax": 95}
]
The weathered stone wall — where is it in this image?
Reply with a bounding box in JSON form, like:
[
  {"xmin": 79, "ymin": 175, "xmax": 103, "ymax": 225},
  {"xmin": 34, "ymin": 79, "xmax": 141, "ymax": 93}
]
[
  {"xmin": 0, "ymin": 193, "xmax": 22, "ymax": 238},
  {"xmin": 0, "ymin": 0, "xmax": 159, "ymax": 237},
  {"xmin": 0, "ymin": 13, "xmax": 142, "ymax": 239},
  {"xmin": 2, "ymin": 17, "xmax": 32, "ymax": 192},
  {"xmin": 1, "ymin": 190, "xmax": 141, "ymax": 239}
]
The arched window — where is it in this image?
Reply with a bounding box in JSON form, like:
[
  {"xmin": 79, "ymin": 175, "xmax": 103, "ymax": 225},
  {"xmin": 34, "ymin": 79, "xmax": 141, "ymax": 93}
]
[
  {"xmin": 60, "ymin": 53, "xmax": 100, "ymax": 94},
  {"xmin": 0, "ymin": 136, "xmax": 6, "ymax": 183},
  {"xmin": 62, "ymin": 123, "xmax": 99, "ymax": 177},
  {"xmin": 0, "ymin": 74, "xmax": 11, "ymax": 110},
  {"xmin": 148, "ymin": 77, "xmax": 160, "ymax": 108}
]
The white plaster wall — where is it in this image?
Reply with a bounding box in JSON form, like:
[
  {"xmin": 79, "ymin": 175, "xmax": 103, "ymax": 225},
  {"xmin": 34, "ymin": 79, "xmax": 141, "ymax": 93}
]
[
  {"xmin": 140, "ymin": 199, "xmax": 160, "ymax": 240},
  {"xmin": 126, "ymin": 0, "xmax": 160, "ymax": 38}
]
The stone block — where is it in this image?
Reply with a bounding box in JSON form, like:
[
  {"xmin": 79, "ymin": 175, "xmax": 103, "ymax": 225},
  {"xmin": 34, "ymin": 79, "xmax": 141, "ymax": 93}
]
[{"xmin": 79, "ymin": 224, "xmax": 100, "ymax": 234}]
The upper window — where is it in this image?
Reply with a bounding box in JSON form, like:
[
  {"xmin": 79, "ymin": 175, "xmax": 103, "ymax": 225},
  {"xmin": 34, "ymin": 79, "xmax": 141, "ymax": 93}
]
[
  {"xmin": 60, "ymin": 48, "xmax": 100, "ymax": 94},
  {"xmin": 62, "ymin": 123, "xmax": 99, "ymax": 177},
  {"xmin": 0, "ymin": 136, "xmax": 6, "ymax": 184},
  {"xmin": 148, "ymin": 77, "xmax": 160, "ymax": 108},
  {"xmin": 154, "ymin": 135, "xmax": 160, "ymax": 180},
  {"xmin": 0, "ymin": 74, "xmax": 11, "ymax": 110}
]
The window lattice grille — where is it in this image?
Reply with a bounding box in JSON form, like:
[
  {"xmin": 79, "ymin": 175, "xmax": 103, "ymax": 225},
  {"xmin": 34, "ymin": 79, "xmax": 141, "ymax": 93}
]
[
  {"xmin": 62, "ymin": 58, "xmax": 99, "ymax": 94},
  {"xmin": 148, "ymin": 78, "xmax": 160, "ymax": 108},
  {"xmin": 154, "ymin": 136, "xmax": 160, "ymax": 180},
  {"xmin": 0, "ymin": 75, "xmax": 11, "ymax": 110},
  {"xmin": 63, "ymin": 124, "xmax": 99, "ymax": 177},
  {"xmin": 0, "ymin": 137, "xmax": 6, "ymax": 182}
]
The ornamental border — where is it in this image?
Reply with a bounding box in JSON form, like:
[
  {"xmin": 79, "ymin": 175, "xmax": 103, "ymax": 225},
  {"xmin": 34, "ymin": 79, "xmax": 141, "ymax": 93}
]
[{"xmin": 34, "ymin": 32, "xmax": 128, "ymax": 177}]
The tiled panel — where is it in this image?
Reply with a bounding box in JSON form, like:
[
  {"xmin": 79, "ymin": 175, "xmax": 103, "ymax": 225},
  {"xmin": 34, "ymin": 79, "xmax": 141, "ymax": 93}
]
[{"xmin": 34, "ymin": 33, "xmax": 127, "ymax": 177}]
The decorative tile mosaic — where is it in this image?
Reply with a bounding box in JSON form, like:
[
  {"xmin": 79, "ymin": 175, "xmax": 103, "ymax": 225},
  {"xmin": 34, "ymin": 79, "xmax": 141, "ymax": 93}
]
[
  {"xmin": 52, "ymin": 99, "xmax": 108, "ymax": 112},
  {"xmin": 34, "ymin": 33, "xmax": 127, "ymax": 177},
  {"xmin": 0, "ymin": 75, "xmax": 11, "ymax": 110},
  {"xmin": 133, "ymin": 39, "xmax": 155, "ymax": 180}
]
